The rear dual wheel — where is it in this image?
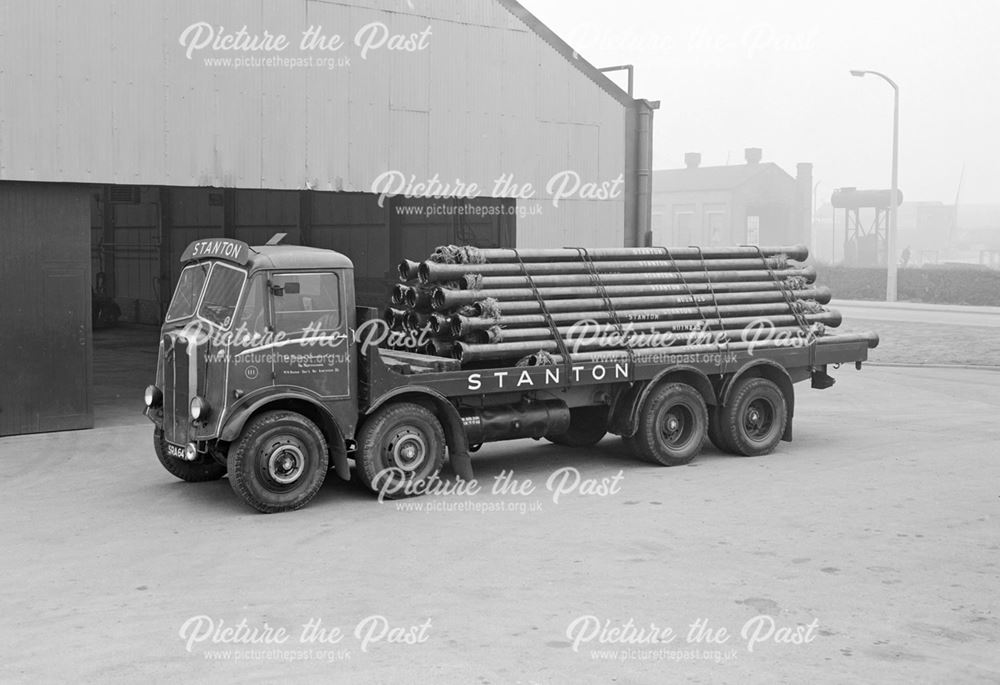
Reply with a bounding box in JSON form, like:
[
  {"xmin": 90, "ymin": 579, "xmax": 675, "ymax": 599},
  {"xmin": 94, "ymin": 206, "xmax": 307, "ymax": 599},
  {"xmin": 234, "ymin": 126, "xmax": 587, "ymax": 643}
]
[
  {"xmin": 718, "ymin": 378, "xmax": 787, "ymax": 457},
  {"xmin": 628, "ymin": 383, "xmax": 707, "ymax": 466}
]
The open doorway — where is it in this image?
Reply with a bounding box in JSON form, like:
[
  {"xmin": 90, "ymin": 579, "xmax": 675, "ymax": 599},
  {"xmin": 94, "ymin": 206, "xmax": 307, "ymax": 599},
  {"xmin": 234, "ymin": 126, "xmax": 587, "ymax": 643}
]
[{"xmin": 87, "ymin": 185, "xmax": 517, "ymax": 429}]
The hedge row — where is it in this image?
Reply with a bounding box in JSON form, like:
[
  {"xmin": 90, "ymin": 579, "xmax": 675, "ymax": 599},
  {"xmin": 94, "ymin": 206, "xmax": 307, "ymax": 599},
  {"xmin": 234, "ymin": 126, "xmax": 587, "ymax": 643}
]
[{"xmin": 816, "ymin": 266, "xmax": 1000, "ymax": 306}]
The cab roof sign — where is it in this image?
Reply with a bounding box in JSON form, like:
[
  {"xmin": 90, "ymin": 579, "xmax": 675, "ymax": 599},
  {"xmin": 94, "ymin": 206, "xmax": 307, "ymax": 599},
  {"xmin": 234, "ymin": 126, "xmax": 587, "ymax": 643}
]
[{"xmin": 180, "ymin": 239, "xmax": 251, "ymax": 265}]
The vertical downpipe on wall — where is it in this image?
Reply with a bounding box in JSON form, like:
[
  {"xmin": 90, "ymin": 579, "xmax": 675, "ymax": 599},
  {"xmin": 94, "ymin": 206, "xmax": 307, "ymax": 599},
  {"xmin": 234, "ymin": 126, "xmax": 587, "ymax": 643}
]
[{"xmin": 635, "ymin": 100, "xmax": 658, "ymax": 248}]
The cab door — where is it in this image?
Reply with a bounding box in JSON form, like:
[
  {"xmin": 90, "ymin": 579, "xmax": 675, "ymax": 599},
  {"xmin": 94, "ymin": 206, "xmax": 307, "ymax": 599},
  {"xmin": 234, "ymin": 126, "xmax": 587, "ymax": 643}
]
[
  {"xmin": 228, "ymin": 272, "xmax": 275, "ymax": 397},
  {"xmin": 269, "ymin": 271, "xmax": 351, "ymax": 399}
]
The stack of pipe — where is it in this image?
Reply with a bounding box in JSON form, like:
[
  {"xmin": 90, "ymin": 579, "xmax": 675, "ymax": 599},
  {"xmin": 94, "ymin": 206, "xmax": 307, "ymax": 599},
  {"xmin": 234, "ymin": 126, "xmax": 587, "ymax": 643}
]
[{"xmin": 388, "ymin": 244, "xmax": 875, "ymax": 366}]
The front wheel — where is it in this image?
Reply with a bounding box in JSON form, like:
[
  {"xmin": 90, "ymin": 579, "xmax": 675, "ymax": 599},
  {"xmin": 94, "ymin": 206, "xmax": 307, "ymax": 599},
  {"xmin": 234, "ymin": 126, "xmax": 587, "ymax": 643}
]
[
  {"xmin": 154, "ymin": 428, "xmax": 227, "ymax": 482},
  {"xmin": 228, "ymin": 411, "xmax": 329, "ymax": 513},
  {"xmin": 720, "ymin": 378, "xmax": 787, "ymax": 457},
  {"xmin": 629, "ymin": 383, "xmax": 707, "ymax": 466},
  {"xmin": 355, "ymin": 402, "xmax": 445, "ymax": 499}
]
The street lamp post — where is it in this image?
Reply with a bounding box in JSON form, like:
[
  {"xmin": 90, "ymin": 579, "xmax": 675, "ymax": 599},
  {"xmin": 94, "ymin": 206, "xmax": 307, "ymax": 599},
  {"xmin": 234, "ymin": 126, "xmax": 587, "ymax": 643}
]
[
  {"xmin": 850, "ymin": 69, "xmax": 899, "ymax": 302},
  {"xmin": 812, "ymin": 180, "xmax": 821, "ymax": 259}
]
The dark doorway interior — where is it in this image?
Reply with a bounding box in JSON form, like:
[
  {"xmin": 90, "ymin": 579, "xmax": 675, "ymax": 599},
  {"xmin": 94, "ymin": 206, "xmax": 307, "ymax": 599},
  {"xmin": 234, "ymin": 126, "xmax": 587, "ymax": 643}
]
[{"xmin": 81, "ymin": 185, "xmax": 515, "ymax": 431}]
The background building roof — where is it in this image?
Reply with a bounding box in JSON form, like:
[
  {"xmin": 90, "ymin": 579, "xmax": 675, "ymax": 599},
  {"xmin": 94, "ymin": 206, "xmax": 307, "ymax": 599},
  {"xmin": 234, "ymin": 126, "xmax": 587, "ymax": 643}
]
[{"xmin": 653, "ymin": 163, "xmax": 790, "ymax": 193}]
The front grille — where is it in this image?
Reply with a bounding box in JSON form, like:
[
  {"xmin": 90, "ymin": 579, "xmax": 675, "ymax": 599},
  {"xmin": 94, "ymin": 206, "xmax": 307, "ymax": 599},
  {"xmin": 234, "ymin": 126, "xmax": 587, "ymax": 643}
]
[{"xmin": 162, "ymin": 334, "xmax": 190, "ymax": 445}]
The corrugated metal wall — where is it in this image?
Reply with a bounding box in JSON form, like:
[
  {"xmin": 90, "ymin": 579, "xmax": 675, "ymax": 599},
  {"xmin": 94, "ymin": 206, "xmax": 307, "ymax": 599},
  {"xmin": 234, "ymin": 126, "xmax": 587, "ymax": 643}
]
[{"xmin": 0, "ymin": 0, "xmax": 628, "ymax": 248}]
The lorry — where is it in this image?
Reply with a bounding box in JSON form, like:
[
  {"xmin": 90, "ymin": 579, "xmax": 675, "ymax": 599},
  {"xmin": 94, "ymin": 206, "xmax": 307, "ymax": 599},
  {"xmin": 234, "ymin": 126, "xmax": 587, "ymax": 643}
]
[{"xmin": 144, "ymin": 237, "xmax": 878, "ymax": 513}]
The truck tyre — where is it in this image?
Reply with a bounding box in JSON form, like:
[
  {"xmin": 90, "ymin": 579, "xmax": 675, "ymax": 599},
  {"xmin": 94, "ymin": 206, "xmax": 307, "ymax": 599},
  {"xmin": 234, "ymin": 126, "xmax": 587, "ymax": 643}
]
[
  {"xmin": 545, "ymin": 406, "xmax": 608, "ymax": 447},
  {"xmin": 228, "ymin": 411, "xmax": 329, "ymax": 513},
  {"xmin": 154, "ymin": 428, "xmax": 227, "ymax": 482},
  {"xmin": 355, "ymin": 402, "xmax": 445, "ymax": 499},
  {"xmin": 720, "ymin": 378, "xmax": 787, "ymax": 457},
  {"xmin": 629, "ymin": 383, "xmax": 707, "ymax": 466},
  {"xmin": 707, "ymin": 405, "xmax": 734, "ymax": 453}
]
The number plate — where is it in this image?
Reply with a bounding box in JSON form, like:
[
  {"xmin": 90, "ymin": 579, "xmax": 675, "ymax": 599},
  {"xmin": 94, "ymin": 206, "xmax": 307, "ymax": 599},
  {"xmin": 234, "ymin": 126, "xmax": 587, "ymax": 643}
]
[{"xmin": 166, "ymin": 442, "xmax": 186, "ymax": 459}]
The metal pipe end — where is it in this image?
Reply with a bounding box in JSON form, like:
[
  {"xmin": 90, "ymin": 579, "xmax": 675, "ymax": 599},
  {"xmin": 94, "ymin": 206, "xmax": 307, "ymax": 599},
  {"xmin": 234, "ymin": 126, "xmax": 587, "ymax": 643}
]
[
  {"xmin": 787, "ymin": 244, "xmax": 810, "ymax": 262},
  {"xmin": 813, "ymin": 285, "xmax": 833, "ymax": 305},
  {"xmin": 432, "ymin": 340, "xmax": 455, "ymax": 357},
  {"xmin": 428, "ymin": 313, "xmax": 445, "ymax": 335},
  {"xmin": 431, "ymin": 288, "xmax": 448, "ymax": 311},
  {"xmin": 800, "ymin": 264, "xmax": 818, "ymax": 284},
  {"xmin": 866, "ymin": 331, "xmax": 880, "ymax": 349},
  {"xmin": 383, "ymin": 307, "xmax": 398, "ymax": 327},
  {"xmin": 417, "ymin": 262, "xmax": 432, "ymax": 284},
  {"xmin": 826, "ymin": 309, "xmax": 843, "ymax": 327},
  {"xmin": 405, "ymin": 288, "xmax": 419, "ymax": 309},
  {"xmin": 449, "ymin": 315, "xmax": 464, "ymax": 337},
  {"xmin": 398, "ymin": 259, "xmax": 420, "ymax": 282}
]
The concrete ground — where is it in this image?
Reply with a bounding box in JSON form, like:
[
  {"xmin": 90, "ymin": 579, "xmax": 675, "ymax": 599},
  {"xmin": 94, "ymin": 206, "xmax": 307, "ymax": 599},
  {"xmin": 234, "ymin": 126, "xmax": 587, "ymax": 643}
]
[
  {"xmin": 91, "ymin": 325, "xmax": 160, "ymax": 428},
  {"xmin": 1, "ymin": 364, "xmax": 998, "ymax": 683},
  {"xmin": 833, "ymin": 299, "xmax": 1000, "ymax": 368}
]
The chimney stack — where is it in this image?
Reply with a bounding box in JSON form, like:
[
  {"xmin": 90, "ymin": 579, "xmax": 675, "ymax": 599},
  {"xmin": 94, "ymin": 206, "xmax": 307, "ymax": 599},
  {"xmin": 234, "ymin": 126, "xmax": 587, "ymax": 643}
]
[
  {"xmin": 684, "ymin": 152, "xmax": 701, "ymax": 169},
  {"xmin": 744, "ymin": 147, "xmax": 762, "ymax": 165}
]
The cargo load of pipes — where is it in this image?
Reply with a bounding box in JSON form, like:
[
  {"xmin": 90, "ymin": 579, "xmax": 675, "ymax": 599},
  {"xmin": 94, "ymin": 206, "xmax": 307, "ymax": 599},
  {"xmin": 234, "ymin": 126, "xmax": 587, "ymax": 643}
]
[{"xmin": 386, "ymin": 243, "xmax": 876, "ymax": 367}]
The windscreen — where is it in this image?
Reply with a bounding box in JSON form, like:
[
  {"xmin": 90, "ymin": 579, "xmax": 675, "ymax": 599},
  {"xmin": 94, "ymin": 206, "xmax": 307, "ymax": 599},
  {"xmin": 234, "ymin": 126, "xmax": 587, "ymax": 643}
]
[
  {"xmin": 165, "ymin": 263, "xmax": 210, "ymax": 323},
  {"xmin": 198, "ymin": 263, "xmax": 247, "ymax": 328}
]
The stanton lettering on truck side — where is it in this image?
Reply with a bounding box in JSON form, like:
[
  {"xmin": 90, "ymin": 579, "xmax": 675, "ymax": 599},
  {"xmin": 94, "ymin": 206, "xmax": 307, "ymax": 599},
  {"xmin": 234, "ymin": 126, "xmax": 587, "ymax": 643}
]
[{"xmin": 466, "ymin": 362, "xmax": 630, "ymax": 391}]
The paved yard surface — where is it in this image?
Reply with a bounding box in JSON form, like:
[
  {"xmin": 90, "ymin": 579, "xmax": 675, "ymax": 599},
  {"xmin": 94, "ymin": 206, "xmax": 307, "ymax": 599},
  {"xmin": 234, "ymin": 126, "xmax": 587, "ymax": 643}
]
[
  {"xmin": 834, "ymin": 300, "xmax": 1000, "ymax": 367},
  {"xmin": 1, "ymin": 366, "xmax": 998, "ymax": 683},
  {"xmin": 840, "ymin": 320, "xmax": 1000, "ymax": 367}
]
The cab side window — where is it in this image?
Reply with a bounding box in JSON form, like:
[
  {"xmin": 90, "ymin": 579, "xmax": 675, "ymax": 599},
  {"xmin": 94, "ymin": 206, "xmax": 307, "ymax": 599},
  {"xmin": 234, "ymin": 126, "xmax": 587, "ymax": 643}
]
[{"xmin": 272, "ymin": 272, "xmax": 341, "ymax": 334}]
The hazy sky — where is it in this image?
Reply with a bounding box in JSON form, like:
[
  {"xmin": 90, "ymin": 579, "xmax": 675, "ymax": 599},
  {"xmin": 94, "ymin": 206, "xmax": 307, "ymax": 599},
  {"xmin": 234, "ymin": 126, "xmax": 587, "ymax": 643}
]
[{"xmin": 526, "ymin": 0, "xmax": 999, "ymax": 205}]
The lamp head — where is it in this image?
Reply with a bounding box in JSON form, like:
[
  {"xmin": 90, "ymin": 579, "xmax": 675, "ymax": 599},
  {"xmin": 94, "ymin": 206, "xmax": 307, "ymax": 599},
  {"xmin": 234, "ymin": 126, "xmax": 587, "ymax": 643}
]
[{"xmin": 850, "ymin": 70, "xmax": 866, "ymax": 77}]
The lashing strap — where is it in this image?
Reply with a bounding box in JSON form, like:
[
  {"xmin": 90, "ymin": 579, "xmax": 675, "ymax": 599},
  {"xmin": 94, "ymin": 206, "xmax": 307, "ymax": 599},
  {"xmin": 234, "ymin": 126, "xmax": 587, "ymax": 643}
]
[
  {"xmin": 513, "ymin": 249, "xmax": 572, "ymax": 365},
  {"xmin": 745, "ymin": 244, "xmax": 817, "ymax": 367},
  {"xmin": 573, "ymin": 247, "xmax": 635, "ymax": 375},
  {"xmin": 691, "ymin": 245, "xmax": 730, "ymax": 373}
]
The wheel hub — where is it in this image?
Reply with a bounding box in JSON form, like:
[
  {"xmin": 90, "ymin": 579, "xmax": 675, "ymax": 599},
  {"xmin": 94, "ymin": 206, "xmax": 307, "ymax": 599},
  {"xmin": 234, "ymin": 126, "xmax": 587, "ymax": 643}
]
[
  {"xmin": 660, "ymin": 407, "xmax": 692, "ymax": 446},
  {"xmin": 743, "ymin": 399, "xmax": 774, "ymax": 439},
  {"xmin": 389, "ymin": 428, "xmax": 427, "ymax": 473},
  {"xmin": 267, "ymin": 445, "xmax": 305, "ymax": 484}
]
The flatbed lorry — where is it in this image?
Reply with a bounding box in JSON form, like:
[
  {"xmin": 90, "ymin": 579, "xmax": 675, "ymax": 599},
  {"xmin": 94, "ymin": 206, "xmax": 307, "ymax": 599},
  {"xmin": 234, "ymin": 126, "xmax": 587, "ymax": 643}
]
[{"xmin": 144, "ymin": 237, "xmax": 878, "ymax": 512}]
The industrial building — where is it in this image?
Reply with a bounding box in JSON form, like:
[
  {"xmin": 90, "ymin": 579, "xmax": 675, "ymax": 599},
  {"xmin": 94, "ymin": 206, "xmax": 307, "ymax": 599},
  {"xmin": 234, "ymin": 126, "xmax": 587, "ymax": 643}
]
[
  {"xmin": 652, "ymin": 149, "xmax": 812, "ymax": 249},
  {"xmin": 0, "ymin": 0, "xmax": 657, "ymax": 437}
]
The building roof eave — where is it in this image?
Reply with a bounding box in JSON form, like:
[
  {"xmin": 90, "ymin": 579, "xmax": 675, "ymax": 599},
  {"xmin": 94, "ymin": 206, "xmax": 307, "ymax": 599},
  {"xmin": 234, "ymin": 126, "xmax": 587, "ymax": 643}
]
[{"xmin": 494, "ymin": 0, "xmax": 639, "ymax": 108}]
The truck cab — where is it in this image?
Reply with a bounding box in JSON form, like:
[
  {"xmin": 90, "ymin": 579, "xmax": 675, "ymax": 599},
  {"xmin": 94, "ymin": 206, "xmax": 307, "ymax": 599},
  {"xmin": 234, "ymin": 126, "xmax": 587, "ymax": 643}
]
[{"xmin": 145, "ymin": 237, "xmax": 360, "ymax": 510}]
